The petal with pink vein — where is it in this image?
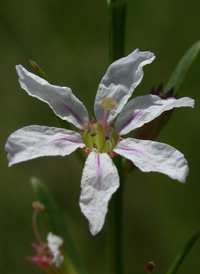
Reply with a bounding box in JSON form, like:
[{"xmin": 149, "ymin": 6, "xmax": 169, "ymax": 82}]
[
  {"xmin": 94, "ymin": 49, "xmax": 155, "ymax": 124},
  {"xmin": 115, "ymin": 94, "xmax": 194, "ymax": 135},
  {"xmin": 114, "ymin": 138, "xmax": 189, "ymax": 182},
  {"xmin": 16, "ymin": 65, "xmax": 89, "ymax": 129},
  {"xmin": 79, "ymin": 152, "xmax": 119, "ymax": 235},
  {"xmin": 5, "ymin": 125, "xmax": 85, "ymax": 166}
]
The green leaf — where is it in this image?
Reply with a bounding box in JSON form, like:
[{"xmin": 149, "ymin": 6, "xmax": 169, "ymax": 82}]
[
  {"xmin": 31, "ymin": 177, "xmax": 87, "ymax": 274},
  {"xmin": 29, "ymin": 60, "xmax": 49, "ymax": 81},
  {"xmin": 164, "ymin": 40, "xmax": 200, "ymax": 93},
  {"xmin": 166, "ymin": 230, "xmax": 200, "ymax": 274}
]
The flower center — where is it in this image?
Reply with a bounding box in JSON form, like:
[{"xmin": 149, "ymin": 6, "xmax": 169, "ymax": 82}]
[{"xmin": 82, "ymin": 122, "xmax": 119, "ymax": 153}]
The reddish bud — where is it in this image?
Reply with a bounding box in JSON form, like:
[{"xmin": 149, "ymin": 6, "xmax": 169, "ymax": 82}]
[{"xmin": 144, "ymin": 261, "xmax": 156, "ymax": 272}]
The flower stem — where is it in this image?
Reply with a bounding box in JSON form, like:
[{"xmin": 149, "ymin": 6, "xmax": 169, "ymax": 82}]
[
  {"xmin": 108, "ymin": 0, "xmax": 126, "ymax": 63},
  {"xmin": 107, "ymin": 1, "xmax": 126, "ymax": 273},
  {"xmin": 107, "ymin": 157, "xmax": 125, "ymax": 274}
]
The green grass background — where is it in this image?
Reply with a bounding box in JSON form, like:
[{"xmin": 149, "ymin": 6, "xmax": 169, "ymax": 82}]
[{"xmin": 0, "ymin": 0, "xmax": 200, "ymax": 273}]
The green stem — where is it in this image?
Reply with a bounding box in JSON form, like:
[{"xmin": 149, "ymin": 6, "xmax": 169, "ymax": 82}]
[
  {"xmin": 166, "ymin": 230, "xmax": 200, "ymax": 274},
  {"xmin": 107, "ymin": 1, "xmax": 126, "ymax": 273},
  {"xmin": 108, "ymin": 0, "xmax": 126, "ymax": 63},
  {"xmin": 107, "ymin": 157, "xmax": 125, "ymax": 274}
]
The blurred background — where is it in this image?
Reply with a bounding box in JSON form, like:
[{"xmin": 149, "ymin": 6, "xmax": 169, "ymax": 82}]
[{"xmin": 0, "ymin": 0, "xmax": 200, "ymax": 273}]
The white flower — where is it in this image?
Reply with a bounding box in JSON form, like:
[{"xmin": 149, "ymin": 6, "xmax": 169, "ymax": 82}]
[
  {"xmin": 47, "ymin": 232, "xmax": 64, "ymax": 267},
  {"xmin": 5, "ymin": 49, "xmax": 194, "ymax": 235}
]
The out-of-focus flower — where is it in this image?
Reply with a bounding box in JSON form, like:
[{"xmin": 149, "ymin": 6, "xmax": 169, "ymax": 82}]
[
  {"xmin": 47, "ymin": 232, "xmax": 64, "ymax": 267},
  {"xmin": 27, "ymin": 232, "xmax": 63, "ymax": 269},
  {"xmin": 5, "ymin": 49, "xmax": 194, "ymax": 235}
]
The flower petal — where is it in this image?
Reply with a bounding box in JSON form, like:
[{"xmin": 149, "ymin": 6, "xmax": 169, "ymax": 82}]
[
  {"xmin": 115, "ymin": 94, "xmax": 194, "ymax": 135},
  {"xmin": 5, "ymin": 125, "xmax": 85, "ymax": 166},
  {"xmin": 53, "ymin": 253, "xmax": 64, "ymax": 268},
  {"xmin": 114, "ymin": 138, "xmax": 189, "ymax": 182},
  {"xmin": 47, "ymin": 232, "xmax": 63, "ymax": 254},
  {"xmin": 16, "ymin": 65, "xmax": 89, "ymax": 129},
  {"xmin": 79, "ymin": 152, "xmax": 119, "ymax": 235},
  {"xmin": 94, "ymin": 49, "xmax": 155, "ymax": 123},
  {"xmin": 47, "ymin": 232, "xmax": 64, "ymax": 267}
]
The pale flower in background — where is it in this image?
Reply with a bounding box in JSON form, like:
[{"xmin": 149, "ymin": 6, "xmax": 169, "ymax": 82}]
[
  {"xmin": 5, "ymin": 49, "xmax": 194, "ymax": 235},
  {"xmin": 47, "ymin": 232, "xmax": 64, "ymax": 267},
  {"xmin": 27, "ymin": 232, "xmax": 64, "ymax": 269}
]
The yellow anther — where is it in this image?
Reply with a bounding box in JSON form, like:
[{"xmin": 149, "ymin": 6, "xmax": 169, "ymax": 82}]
[{"xmin": 101, "ymin": 97, "xmax": 116, "ymax": 110}]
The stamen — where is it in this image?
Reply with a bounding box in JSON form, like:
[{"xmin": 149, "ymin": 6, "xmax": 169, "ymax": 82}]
[
  {"xmin": 93, "ymin": 143, "xmax": 98, "ymax": 149},
  {"xmin": 107, "ymin": 140, "xmax": 112, "ymax": 151},
  {"xmin": 105, "ymin": 132, "xmax": 112, "ymax": 141},
  {"xmin": 101, "ymin": 98, "xmax": 116, "ymax": 139},
  {"xmin": 82, "ymin": 121, "xmax": 119, "ymax": 153},
  {"xmin": 102, "ymin": 110, "xmax": 109, "ymax": 139},
  {"xmin": 32, "ymin": 205, "xmax": 43, "ymax": 244}
]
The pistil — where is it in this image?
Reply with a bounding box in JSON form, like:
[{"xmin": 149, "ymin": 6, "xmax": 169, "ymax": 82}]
[
  {"xmin": 101, "ymin": 97, "xmax": 117, "ymax": 139},
  {"xmin": 32, "ymin": 201, "xmax": 45, "ymax": 245}
]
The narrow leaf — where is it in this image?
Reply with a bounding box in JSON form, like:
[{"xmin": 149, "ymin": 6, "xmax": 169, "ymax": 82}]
[
  {"xmin": 31, "ymin": 177, "xmax": 87, "ymax": 274},
  {"xmin": 29, "ymin": 60, "xmax": 49, "ymax": 81},
  {"xmin": 164, "ymin": 40, "xmax": 200, "ymax": 93},
  {"xmin": 166, "ymin": 230, "xmax": 200, "ymax": 274}
]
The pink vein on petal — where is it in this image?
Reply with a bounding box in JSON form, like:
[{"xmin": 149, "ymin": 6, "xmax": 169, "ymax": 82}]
[
  {"xmin": 112, "ymin": 85, "xmax": 122, "ymax": 100},
  {"xmin": 56, "ymin": 98, "xmax": 84, "ymax": 126},
  {"xmin": 116, "ymin": 146, "xmax": 151, "ymax": 159},
  {"xmin": 49, "ymin": 137, "xmax": 83, "ymax": 144},
  {"xmin": 118, "ymin": 109, "xmax": 143, "ymax": 132},
  {"xmin": 97, "ymin": 154, "xmax": 101, "ymax": 190}
]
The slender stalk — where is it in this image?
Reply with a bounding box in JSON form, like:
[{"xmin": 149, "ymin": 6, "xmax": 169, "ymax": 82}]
[
  {"xmin": 107, "ymin": 1, "xmax": 126, "ymax": 273},
  {"xmin": 108, "ymin": 0, "xmax": 126, "ymax": 63},
  {"xmin": 32, "ymin": 210, "xmax": 43, "ymax": 245},
  {"xmin": 166, "ymin": 230, "xmax": 200, "ymax": 274},
  {"xmin": 107, "ymin": 157, "xmax": 125, "ymax": 274}
]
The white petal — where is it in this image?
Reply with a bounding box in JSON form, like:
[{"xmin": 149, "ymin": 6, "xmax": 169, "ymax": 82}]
[
  {"xmin": 16, "ymin": 65, "xmax": 89, "ymax": 129},
  {"xmin": 114, "ymin": 138, "xmax": 189, "ymax": 182},
  {"xmin": 53, "ymin": 253, "xmax": 64, "ymax": 268},
  {"xmin": 79, "ymin": 152, "xmax": 119, "ymax": 235},
  {"xmin": 5, "ymin": 125, "xmax": 85, "ymax": 166},
  {"xmin": 47, "ymin": 232, "xmax": 64, "ymax": 267},
  {"xmin": 94, "ymin": 49, "xmax": 155, "ymax": 123},
  {"xmin": 47, "ymin": 232, "xmax": 63, "ymax": 254},
  {"xmin": 116, "ymin": 94, "xmax": 194, "ymax": 135}
]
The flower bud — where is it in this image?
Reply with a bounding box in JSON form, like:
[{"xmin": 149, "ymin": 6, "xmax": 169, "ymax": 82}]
[
  {"xmin": 144, "ymin": 261, "xmax": 155, "ymax": 272},
  {"xmin": 29, "ymin": 60, "xmax": 48, "ymax": 81}
]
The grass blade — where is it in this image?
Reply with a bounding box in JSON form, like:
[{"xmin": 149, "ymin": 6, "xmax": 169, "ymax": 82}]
[
  {"xmin": 166, "ymin": 230, "xmax": 200, "ymax": 274},
  {"xmin": 31, "ymin": 177, "xmax": 87, "ymax": 274},
  {"xmin": 164, "ymin": 40, "xmax": 200, "ymax": 93}
]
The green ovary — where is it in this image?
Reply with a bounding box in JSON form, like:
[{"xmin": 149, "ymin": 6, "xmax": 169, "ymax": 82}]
[{"xmin": 82, "ymin": 122, "xmax": 119, "ymax": 153}]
